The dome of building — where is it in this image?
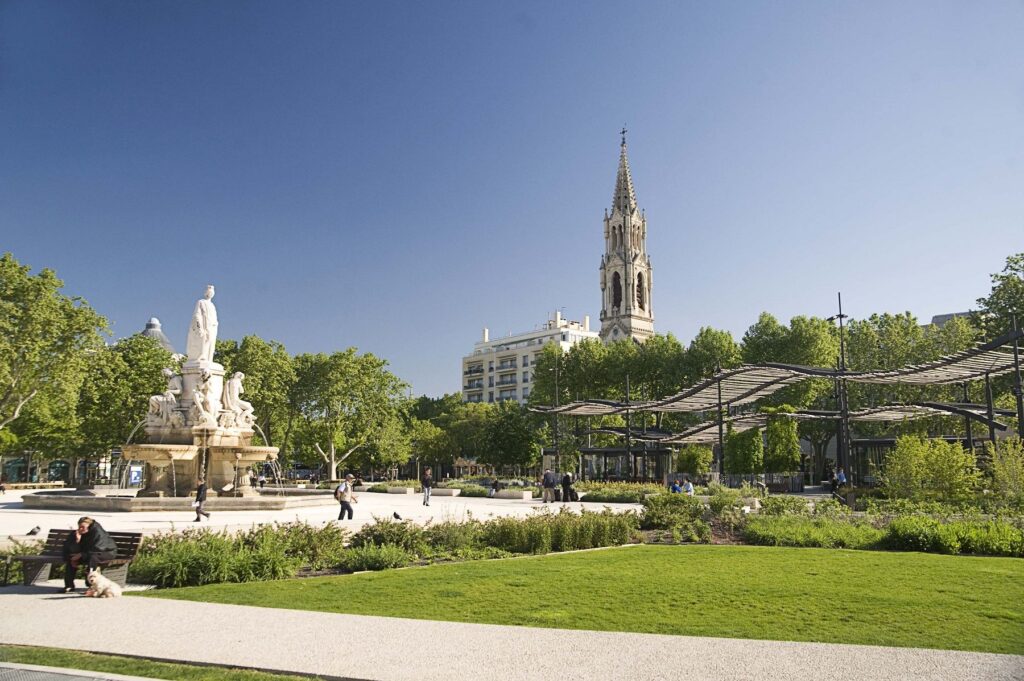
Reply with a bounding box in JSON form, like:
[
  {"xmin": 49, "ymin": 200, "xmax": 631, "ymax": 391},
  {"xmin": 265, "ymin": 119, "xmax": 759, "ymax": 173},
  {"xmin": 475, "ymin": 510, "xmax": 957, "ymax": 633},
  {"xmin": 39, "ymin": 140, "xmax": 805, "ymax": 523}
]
[{"xmin": 141, "ymin": 317, "xmax": 176, "ymax": 354}]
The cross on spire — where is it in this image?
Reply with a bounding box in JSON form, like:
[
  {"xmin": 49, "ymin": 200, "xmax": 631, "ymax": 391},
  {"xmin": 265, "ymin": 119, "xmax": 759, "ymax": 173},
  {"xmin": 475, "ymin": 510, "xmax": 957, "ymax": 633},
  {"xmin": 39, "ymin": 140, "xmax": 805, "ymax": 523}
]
[{"xmin": 620, "ymin": 125, "xmax": 628, "ymax": 146}]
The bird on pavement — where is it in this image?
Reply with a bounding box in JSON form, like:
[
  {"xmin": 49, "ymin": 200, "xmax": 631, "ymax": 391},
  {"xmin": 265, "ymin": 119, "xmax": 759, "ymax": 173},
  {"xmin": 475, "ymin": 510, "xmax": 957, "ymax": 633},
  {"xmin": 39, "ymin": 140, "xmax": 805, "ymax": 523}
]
[
  {"xmin": 27, "ymin": 526, "xmax": 41, "ymax": 536},
  {"xmin": 393, "ymin": 512, "xmax": 402, "ymax": 520}
]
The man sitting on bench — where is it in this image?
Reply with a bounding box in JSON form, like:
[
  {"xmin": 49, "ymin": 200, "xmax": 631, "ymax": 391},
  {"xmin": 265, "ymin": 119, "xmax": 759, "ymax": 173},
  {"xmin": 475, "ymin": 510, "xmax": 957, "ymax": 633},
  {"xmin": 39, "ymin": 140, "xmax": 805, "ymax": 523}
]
[{"xmin": 62, "ymin": 517, "xmax": 117, "ymax": 594}]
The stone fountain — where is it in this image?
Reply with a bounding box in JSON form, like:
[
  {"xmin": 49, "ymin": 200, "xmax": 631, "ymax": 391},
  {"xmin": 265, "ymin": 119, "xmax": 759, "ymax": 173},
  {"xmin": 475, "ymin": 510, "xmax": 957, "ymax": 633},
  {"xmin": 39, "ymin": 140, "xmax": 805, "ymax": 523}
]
[{"xmin": 124, "ymin": 285, "xmax": 278, "ymax": 498}]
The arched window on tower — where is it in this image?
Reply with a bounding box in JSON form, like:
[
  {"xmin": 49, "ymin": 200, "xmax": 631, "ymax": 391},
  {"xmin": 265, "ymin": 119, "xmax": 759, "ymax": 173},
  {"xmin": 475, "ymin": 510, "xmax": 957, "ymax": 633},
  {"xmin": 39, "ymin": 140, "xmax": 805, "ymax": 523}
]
[
  {"xmin": 612, "ymin": 272, "xmax": 622, "ymax": 309},
  {"xmin": 637, "ymin": 272, "xmax": 645, "ymax": 311}
]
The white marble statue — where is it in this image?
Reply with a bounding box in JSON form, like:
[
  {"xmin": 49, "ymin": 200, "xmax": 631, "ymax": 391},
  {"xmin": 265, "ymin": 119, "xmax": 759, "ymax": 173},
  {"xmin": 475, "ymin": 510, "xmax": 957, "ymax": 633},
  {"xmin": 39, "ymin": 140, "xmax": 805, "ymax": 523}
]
[
  {"xmin": 185, "ymin": 285, "xmax": 219, "ymax": 364},
  {"xmin": 148, "ymin": 368, "xmax": 184, "ymax": 428},
  {"xmin": 189, "ymin": 370, "xmax": 217, "ymax": 427},
  {"xmin": 222, "ymin": 371, "xmax": 255, "ymax": 428}
]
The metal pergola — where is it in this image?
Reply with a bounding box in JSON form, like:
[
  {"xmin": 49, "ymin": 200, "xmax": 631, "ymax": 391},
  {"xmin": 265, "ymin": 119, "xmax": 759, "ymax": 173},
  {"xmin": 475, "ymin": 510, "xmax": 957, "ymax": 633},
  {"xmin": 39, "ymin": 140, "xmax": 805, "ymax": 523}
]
[{"xmin": 533, "ymin": 324, "xmax": 1024, "ymax": 475}]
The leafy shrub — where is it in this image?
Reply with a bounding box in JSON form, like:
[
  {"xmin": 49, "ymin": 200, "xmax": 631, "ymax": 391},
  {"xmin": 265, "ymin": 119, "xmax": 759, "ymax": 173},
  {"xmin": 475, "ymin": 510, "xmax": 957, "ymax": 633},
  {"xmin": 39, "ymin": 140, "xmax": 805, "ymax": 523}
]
[
  {"xmin": 760, "ymin": 495, "xmax": 811, "ymax": 516},
  {"xmin": 581, "ymin": 488, "xmax": 646, "ymax": 503},
  {"xmin": 813, "ymin": 499, "xmax": 852, "ymax": 518},
  {"xmin": 423, "ymin": 519, "xmax": 482, "ymax": 552},
  {"xmin": 882, "ymin": 435, "xmax": 981, "ymax": 501},
  {"xmin": 340, "ymin": 544, "xmax": 414, "ymax": 571},
  {"xmin": 479, "ymin": 508, "xmax": 638, "ymax": 554},
  {"xmin": 367, "ymin": 484, "xmax": 389, "ymax": 493},
  {"xmin": 349, "ymin": 517, "xmax": 427, "ymax": 556},
  {"xmin": 707, "ymin": 485, "xmax": 743, "ymax": 516},
  {"xmin": 883, "ymin": 516, "xmax": 1024, "ymax": 556},
  {"xmin": 0, "ymin": 538, "xmax": 43, "ymax": 585},
  {"xmin": 641, "ymin": 494, "xmax": 705, "ymax": 530},
  {"xmin": 743, "ymin": 516, "xmax": 883, "ymax": 550},
  {"xmin": 238, "ymin": 521, "xmax": 348, "ymax": 570}
]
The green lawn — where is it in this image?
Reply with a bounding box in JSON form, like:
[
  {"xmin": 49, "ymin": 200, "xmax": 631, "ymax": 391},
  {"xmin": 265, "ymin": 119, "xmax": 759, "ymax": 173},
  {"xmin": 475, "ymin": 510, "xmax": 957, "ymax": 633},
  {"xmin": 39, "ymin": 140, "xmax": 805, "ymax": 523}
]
[
  {"xmin": 140, "ymin": 544, "xmax": 1024, "ymax": 655},
  {"xmin": 0, "ymin": 645, "xmax": 324, "ymax": 681}
]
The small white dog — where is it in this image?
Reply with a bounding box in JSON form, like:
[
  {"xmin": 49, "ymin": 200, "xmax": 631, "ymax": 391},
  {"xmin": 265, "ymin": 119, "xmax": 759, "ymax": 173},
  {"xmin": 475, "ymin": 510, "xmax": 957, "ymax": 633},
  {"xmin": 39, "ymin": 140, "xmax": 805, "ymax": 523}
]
[{"xmin": 84, "ymin": 569, "xmax": 122, "ymax": 598}]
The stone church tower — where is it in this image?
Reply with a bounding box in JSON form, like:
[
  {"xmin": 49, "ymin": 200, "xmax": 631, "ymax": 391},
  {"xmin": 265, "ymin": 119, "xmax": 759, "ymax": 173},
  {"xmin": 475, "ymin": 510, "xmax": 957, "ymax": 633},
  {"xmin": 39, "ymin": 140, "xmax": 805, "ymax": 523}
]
[{"xmin": 599, "ymin": 130, "xmax": 654, "ymax": 343}]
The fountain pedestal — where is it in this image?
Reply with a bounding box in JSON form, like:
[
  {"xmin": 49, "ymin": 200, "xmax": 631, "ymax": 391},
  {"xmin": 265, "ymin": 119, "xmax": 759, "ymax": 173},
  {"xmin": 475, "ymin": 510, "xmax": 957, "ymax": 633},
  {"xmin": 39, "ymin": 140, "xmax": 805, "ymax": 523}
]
[{"xmin": 124, "ymin": 444, "xmax": 201, "ymax": 497}]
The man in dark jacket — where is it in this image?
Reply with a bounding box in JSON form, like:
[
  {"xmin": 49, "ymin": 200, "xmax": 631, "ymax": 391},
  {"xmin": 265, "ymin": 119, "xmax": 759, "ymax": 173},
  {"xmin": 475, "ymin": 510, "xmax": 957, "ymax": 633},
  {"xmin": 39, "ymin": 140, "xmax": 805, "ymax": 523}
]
[
  {"xmin": 62, "ymin": 517, "xmax": 117, "ymax": 593},
  {"xmin": 561, "ymin": 472, "xmax": 574, "ymax": 504},
  {"xmin": 421, "ymin": 467, "xmax": 433, "ymax": 506},
  {"xmin": 194, "ymin": 477, "xmax": 211, "ymax": 521}
]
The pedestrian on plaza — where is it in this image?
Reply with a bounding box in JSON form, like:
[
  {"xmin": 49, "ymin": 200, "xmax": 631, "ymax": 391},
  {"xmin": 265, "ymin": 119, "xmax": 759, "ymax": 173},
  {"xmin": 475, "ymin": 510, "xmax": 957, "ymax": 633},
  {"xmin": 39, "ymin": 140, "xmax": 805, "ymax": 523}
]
[
  {"xmin": 258, "ymin": 473, "xmax": 266, "ymax": 490},
  {"xmin": 837, "ymin": 467, "xmax": 847, "ymax": 489},
  {"xmin": 670, "ymin": 479, "xmax": 682, "ymax": 493},
  {"xmin": 421, "ymin": 467, "xmax": 434, "ymax": 506},
  {"xmin": 541, "ymin": 468, "xmax": 557, "ymax": 503},
  {"xmin": 829, "ymin": 468, "xmax": 838, "ymax": 494},
  {"xmin": 561, "ymin": 472, "xmax": 573, "ymax": 503},
  {"xmin": 61, "ymin": 516, "xmax": 117, "ymax": 593},
  {"xmin": 193, "ymin": 478, "xmax": 211, "ymax": 521},
  {"xmin": 335, "ymin": 474, "xmax": 357, "ymax": 520},
  {"xmin": 683, "ymin": 476, "xmax": 695, "ymax": 497}
]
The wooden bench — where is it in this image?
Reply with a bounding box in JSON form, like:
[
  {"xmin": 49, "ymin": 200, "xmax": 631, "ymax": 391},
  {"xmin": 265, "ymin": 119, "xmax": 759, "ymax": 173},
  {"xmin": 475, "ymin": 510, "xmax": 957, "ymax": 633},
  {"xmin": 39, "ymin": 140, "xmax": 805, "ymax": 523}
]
[{"xmin": 9, "ymin": 529, "xmax": 143, "ymax": 587}]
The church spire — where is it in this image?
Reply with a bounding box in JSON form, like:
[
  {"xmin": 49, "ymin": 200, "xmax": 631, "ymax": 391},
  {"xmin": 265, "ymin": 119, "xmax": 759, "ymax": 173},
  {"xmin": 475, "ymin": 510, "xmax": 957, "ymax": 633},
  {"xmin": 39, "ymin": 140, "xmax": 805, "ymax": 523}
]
[{"xmin": 612, "ymin": 125, "xmax": 638, "ymax": 215}]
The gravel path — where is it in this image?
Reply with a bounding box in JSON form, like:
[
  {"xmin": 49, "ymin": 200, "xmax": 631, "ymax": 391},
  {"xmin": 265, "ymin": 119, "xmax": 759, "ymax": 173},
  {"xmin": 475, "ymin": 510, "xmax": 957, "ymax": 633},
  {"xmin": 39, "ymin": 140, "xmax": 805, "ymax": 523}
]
[{"xmin": 0, "ymin": 588, "xmax": 1020, "ymax": 681}]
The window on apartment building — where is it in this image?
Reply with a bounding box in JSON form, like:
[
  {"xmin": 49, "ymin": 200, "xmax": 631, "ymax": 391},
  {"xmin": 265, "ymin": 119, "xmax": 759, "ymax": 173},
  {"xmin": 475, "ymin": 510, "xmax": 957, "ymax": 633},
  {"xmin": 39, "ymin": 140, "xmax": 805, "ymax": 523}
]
[
  {"xmin": 488, "ymin": 392, "xmax": 493, "ymax": 403},
  {"xmin": 522, "ymin": 372, "xmax": 529, "ymax": 383},
  {"xmin": 488, "ymin": 376, "xmax": 494, "ymax": 387},
  {"xmin": 522, "ymin": 388, "xmax": 530, "ymax": 398},
  {"xmin": 522, "ymin": 354, "xmax": 529, "ymax": 366}
]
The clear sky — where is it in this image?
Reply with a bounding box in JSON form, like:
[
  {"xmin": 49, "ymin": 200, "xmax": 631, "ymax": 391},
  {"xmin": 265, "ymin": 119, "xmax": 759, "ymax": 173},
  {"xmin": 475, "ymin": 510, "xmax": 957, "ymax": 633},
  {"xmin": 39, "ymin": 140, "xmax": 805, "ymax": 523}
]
[{"xmin": 2, "ymin": 1, "xmax": 1022, "ymax": 397}]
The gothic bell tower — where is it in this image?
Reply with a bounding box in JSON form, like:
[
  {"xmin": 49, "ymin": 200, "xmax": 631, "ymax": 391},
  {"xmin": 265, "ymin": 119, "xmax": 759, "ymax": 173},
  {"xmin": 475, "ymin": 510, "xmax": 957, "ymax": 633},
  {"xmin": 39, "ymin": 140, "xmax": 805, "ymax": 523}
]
[{"xmin": 599, "ymin": 128, "xmax": 654, "ymax": 343}]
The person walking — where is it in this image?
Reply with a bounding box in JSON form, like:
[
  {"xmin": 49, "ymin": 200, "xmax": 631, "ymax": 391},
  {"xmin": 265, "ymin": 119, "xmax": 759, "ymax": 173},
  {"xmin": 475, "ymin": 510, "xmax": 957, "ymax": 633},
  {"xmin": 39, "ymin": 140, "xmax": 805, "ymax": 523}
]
[
  {"xmin": 61, "ymin": 517, "xmax": 117, "ymax": 593},
  {"xmin": 258, "ymin": 473, "xmax": 266, "ymax": 490},
  {"xmin": 541, "ymin": 468, "xmax": 557, "ymax": 503},
  {"xmin": 193, "ymin": 478, "xmax": 211, "ymax": 521},
  {"xmin": 334, "ymin": 474, "xmax": 357, "ymax": 520},
  {"xmin": 837, "ymin": 467, "xmax": 848, "ymax": 489},
  {"xmin": 561, "ymin": 472, "xmax": 573, "ymax": 504},
  {"xmin": 489, "ymin": 477, "xmax": 500, "ymax": 498},
  {"xmin": 421, "ymin": 467, "xmax": 434, "ymax": 506}
]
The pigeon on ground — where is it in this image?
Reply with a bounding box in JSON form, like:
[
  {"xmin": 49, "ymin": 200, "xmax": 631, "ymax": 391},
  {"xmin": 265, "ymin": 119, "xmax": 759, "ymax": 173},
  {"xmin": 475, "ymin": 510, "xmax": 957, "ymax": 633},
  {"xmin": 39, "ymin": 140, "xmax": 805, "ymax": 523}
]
[
  {"xmin": 393, "ymin": 512, "xmax": 402, "ymax": 520},
  {"xmin": 27, "ymin": 526, "xmax": 41, "ymax": 536}
]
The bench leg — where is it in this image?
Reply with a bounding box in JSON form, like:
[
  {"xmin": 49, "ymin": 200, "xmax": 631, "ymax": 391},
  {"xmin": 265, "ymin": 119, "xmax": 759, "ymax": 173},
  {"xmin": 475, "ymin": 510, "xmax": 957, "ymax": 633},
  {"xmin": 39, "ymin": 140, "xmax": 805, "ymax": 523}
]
[
  {"xmin": 102, "ymin": 564, "xmax": 129, "ymax": 587},
  {"xmin": 22, "ymin": 563, "xmax": 52, "ymax": 586}
]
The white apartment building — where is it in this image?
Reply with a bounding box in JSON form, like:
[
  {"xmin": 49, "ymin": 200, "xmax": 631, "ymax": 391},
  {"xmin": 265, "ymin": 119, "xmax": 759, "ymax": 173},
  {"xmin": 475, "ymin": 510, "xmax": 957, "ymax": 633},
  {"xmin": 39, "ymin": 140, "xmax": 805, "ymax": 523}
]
[{"xmin": 462, "ymin": 312, "xmax": 599, "ymax": 404}]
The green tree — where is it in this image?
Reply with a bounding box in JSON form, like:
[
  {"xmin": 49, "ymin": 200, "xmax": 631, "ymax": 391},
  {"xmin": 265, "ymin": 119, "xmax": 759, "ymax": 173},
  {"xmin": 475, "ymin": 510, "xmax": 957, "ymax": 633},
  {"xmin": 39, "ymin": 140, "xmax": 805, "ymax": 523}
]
[
  {"xmin": 409, "ymin": 418, "xmax": 453, "ymax": 469},
  {"xmin": 76, "ymin": 335, "xmax": 172, "ymax": 460},
  {"xmin": 763, "ymin": 410, "xmax": 801, "ymax": 474},
  {"xmin": 675, "ymin": 444, "xmax": 713, "ymax": 476},
  {"xmin": 724, "ymin": 426, "xmax": 763, "ymax": 475},
  {"xmin": 684, "ymin": 327, "xmax": 741, "ymax": 385},
  {"xmin": 985, "ymin": 437, "xmax": 1024, "ymax": 503},
  {"xmin": 216, "ymin": 336, "xmax": 295, "ymax": 448},
  {"xmin": 974, "ymin": 253, "xmax": 1024, "ymax": 338},
  {"xmin": 483, "ymin": 401, "xmax": 541, "ymax": 472},
  {"xmin": 290, "ymin": 350, "xmax": 408, "ymax": 478},
  {"xmin": 0, "ymin": 253, "xmax": 106, "ymax": 432}
]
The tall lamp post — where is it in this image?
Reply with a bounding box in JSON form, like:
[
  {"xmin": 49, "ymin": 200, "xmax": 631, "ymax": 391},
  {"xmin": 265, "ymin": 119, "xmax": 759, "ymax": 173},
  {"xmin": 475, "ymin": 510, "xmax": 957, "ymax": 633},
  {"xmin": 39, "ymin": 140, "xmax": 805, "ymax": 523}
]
[{"xmin": 827, "ymin": 292, "xmax": 850, "ymax": 476}]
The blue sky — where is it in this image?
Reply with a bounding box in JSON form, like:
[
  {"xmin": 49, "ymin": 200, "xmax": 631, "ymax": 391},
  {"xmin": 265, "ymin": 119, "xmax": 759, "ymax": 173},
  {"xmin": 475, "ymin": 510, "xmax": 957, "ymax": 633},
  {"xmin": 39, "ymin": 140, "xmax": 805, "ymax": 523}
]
[{"xmin": 2, "ymin": 1, "xmax": 1022, "ymax": 397}]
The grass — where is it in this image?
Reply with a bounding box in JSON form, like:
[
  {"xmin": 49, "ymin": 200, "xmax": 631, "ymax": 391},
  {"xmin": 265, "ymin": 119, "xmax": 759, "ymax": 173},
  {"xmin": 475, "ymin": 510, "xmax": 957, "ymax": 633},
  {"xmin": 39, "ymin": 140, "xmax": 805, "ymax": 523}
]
[
  {"xmin": 0, "ymin": 644, "xmax": 325, "ymax": 681},
  {"xmin": 140, "ymin": 544, "xmax": 1024, "ymax": 655}
]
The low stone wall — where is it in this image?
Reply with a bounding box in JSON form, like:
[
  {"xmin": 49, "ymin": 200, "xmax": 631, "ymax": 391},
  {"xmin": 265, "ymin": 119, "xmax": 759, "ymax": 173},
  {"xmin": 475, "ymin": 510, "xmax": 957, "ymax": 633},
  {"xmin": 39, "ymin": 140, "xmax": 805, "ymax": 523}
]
[
  {"xmin": 495, "ymin": 490, "xmax": 533, "ymax": 500},
  {"xmin": 387, "ymin": 487, "xmax": 415, "ymax": 495},
  {"xmin": 430, "ymin": 488, "xmax": 461, "ymax": 497}
]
